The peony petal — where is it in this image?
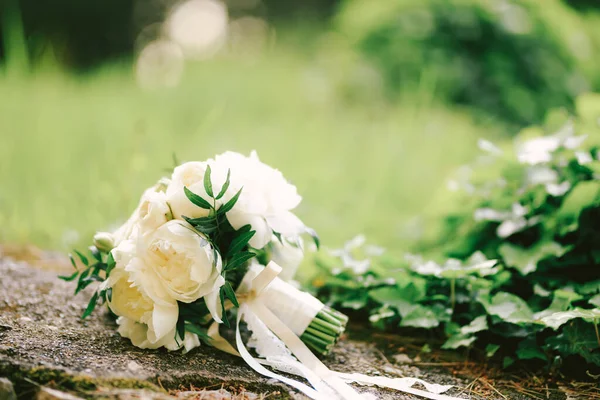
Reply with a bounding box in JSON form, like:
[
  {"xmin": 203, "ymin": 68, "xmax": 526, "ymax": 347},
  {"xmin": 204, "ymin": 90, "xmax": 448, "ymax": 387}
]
[
  {"xmin": 204, "ymin": 278, "xmax": 225, "ymax": 324},
  {"xmin": 266, "ymin": 211, "xmax": 305, "ymax": 238},
  {"xmin": 149, "ymin": 302, "xmax": 179, "ymax": 343}
]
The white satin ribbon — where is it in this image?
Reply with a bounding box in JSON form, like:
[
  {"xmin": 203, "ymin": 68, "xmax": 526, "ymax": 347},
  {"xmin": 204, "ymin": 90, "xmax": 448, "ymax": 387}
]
[{"xmin": 211, "ymin": 261, "xmax": 465, "ymax": 400}]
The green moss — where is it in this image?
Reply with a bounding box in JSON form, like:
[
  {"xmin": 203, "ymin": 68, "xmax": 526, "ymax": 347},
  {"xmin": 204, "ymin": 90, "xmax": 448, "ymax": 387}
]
[{"xmin": 0, "ymin": 364, "xmax": 163, "ymax": 398}]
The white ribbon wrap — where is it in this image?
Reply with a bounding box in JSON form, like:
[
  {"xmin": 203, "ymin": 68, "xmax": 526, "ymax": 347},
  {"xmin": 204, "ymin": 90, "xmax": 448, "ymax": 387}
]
[
  {"xmin": 214, "ymin": 261, "xmax": 466, "ymax": 400},
  {"xmin": 240, "ymin": 263, "xmax": 323, "ymax": 335}
]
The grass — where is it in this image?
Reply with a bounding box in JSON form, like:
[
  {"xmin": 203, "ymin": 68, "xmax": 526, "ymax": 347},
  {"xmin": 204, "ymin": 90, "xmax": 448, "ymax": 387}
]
[{"xmin": 0, "ymin": 45, "xmax": 502, "ymax": 252}]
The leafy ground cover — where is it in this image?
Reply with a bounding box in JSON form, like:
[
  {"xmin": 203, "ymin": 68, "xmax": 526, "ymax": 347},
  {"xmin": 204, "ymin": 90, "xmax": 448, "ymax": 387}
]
[{"xmin": 313, "ymin": 93, "xmax": 600, "ymax": 378}]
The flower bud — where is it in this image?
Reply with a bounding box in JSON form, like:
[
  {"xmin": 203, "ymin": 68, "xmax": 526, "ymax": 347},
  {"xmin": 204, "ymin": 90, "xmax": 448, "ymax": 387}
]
[
  {"xmin": 93, "ymin": 232, "xmax": 115, "ymax": 253},
  {"xmin": 155, "ymin": 177, "xmax": 171, "ymax": 193}
]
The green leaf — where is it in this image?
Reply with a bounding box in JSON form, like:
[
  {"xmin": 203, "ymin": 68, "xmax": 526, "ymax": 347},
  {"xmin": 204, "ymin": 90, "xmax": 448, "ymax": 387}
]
[
  {"xmin": 461, "ymin": 315, "xmax": 488, "ymax": 334},
  {"xmin": 305, "ymin": 227, "xmax": 320, "ymax": 250},
  {"xmin": 203, "ymin": 165, "xmax": 214, "ymax": 198},
  {"xmin": 590, "ymin": 294, "xmax": 600, "ymax": 308},
  {"xmin": 183, "ymin": 216, "xmax": 217, "ymax": 227},
  {"xmin": 75, "ymin": 266, "xmax": 93, "ymax": 294},
  {"xmin": 176, "ymin": 317, "xmax": 185, "ymax": 341},
  {"xmin": 219, "ymin": 288, "xmax": 230, "ymax": 328},
  {"xmin": 223, "ymin": 282, "xmax": 239, "ymax": 307},
  {"xmin": 184, "ymin": 187, "xmax": 212, "ymax": 210},
  {"xmin": 227, "ymin": 229, "xmax": 256, "ymax": 257},
  {"xmin": 185, "ymin": 322, "xmax": 212, "ymax": 345},
  {"xmin": 540, "ymin": 308, "xmax": 600, "ymax": 330},
  {"xmin": 554, "ymin": 181, "xmax": 600, "ymax": 234},
  {"xmin": 224, "ymin": 251, "xmax": 256, "ymax": 271},
  {"xmin": 369, "ymin": 283, "xmax": 426, "ymax": 307},
  {"xmin": 503, "ymin": 356, "xmax": 515, "ymax": 368},
  {"xmin": 58, "ymin": 271, "xmax": 79, "ymax": 282},
  {"xmin": 535, "ymin": 290, "xmax": 584, "ymax": 320},
  {"xmin": 69, "ymin": 254, "xmax": 78, "ymax": 269},
  {"xmin": 442, "ymin": 334, "xmax": 476, "ymax": 349},
  {"xmin": 499, "ymin": 241, "xmax": 567, "ymax": 275},
  {"xmin": 215, "ymin": 169, "xmax": 231, "ymax": 200},
  {"xmin": 218, "ymin": 187, "xmax": 243, "ymax": 214},
  {"xmin": 545, "ymin": 319, "xmax": 600, "ymax": 366},
  {"xmin": 485, "ymin": 344, "xmax": 501, "ymax": 357},
  {"xmin": 82, "ymin": 291, "xmax": 99, "ymax": 319},
  {"xmin": 90, "ymin": 246, "xmax": 102, "ymax": 262},
  {"xmin": 106, "ymin": 252, "xmax": 116, "ymax": 276},
  {"xmin": 479, "ymin": 292, "xmax": 534, "ymax": 324},
  {"xmin": 400, "ymin": 305, "xmax": 440, "ymax": 329},
  {"xmin": 516, "ymin": 338, "xmax": 547, "ymax": 361},
  {"xmin": 74, "ymin": 250, "xmax": 89, "ymax": 266}
]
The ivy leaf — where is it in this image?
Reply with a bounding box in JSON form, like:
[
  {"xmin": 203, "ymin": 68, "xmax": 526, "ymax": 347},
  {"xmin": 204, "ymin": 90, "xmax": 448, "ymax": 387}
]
[
  {"xmin": 589, "ymin": 294, "xmax": 600, "ymax": 308},
  {"xmin": 545, "ymin": 320, "xmax": 600, "ymax": 366},
  {"xmin": 442, "ymin": 334, "xmax": 476, "ymax": 349},
  {"xmin": 399, "ymin": 305, "xmax": 440, "ymax": 328},
  {"xmin": 554, "ymin": 181, "xmax": 600, "ymax": 234},
  {"xmin": 223, "ymin": 282, "xmax": 239, "ymax": 307},
  {"xmin": 461, "ymin": 315, "xmax": 488, "ymax": 334},
  {"xmin": 479, "ymin": 292, "xmax": 534, "ymax": 324},
  {"xmin": 486, "ymin": 344, "xmax": 501, "ymax": 357},
  {"xmin": 540, "ymin": 308, "xmax": 600, "ymax": 330},
  {"xmin": 82, "ymin": 291, "xmax": 99, "ymax": 319},
  {"xmin": 217, "ymin": 187, "xmax": 243, "ymax": 214},
  {"xmin": 499, "ymin": 241, "xmax": 567, "ymax": 275},
  {"xmin": 215, "ymin": 169, "xmax": 231, "ymax": 200},
  {"xmin": 184, "ymin": 187, "xmax": 212, "ymax": 210},
  {"xmin": 369, "ymin": 283, "xmax": 426, "ymax": 306},
  {"xmin": 516, "ymin": 337, "xmax": 547, "ymax": 361},
  {"xmin": 203, "ymin": 164, "xmax": 214, "ymax": 198}
]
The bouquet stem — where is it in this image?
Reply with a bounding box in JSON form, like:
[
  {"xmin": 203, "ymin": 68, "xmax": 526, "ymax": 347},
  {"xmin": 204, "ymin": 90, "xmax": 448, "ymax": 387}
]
[{"xmin": 300, "ymin": 306, "xmax": 348, "ymax": 356}]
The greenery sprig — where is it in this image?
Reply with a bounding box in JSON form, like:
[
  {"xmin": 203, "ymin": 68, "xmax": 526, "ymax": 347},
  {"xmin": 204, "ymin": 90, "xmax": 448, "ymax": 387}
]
[
  {"xmin": 180, "ymin": 165, "xmax": 256, "ymax": 329},
  {"xmin": 59, "ymin": 247, "xmax": 115, "ymax": 319}
]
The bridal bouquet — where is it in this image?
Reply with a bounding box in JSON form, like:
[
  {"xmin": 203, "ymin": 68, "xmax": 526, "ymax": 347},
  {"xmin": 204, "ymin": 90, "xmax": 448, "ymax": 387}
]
[{"xmin": 62, "ymin": 151, "xmax": 461, "ymax": 400}]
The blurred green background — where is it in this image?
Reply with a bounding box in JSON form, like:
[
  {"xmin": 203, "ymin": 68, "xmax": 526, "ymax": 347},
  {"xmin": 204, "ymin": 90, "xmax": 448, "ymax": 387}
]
[{"xmin": 1, "ymin": 0, "xmax": 599, "ymax": 252}]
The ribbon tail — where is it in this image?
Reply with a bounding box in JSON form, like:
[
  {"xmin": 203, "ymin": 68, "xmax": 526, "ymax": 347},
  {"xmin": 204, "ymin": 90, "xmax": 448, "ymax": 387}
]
[
  {"xmin": 337, "ymin": 373, "xmax": 464, "ymax": 400},
  {"xmin": 235, "ymin": 305, "xmax": 330, "ymax": 400},
  {"xmin": 249, "ymin": 301, "xmax": 365, "ymax": 400}
]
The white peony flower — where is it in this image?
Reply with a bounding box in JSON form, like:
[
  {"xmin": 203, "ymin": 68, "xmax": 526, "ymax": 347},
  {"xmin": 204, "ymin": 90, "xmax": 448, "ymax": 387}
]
[
  {"xmin": 116, "ymin": 316, "xmax": 200, "ymax": 353},
  {"xmin": 113, "ymin": 180, "xmax": 172, "ymax": 245},
  {"xmin": 103, "ymin": 244, "xmax": 179, "ymax": 345},
  {"xmin": 127, "ymin": 220, "xmax": 225, "ymax": 322},
  {"xmin": 165, "ymin": 151, "xmax": 306, "ymax": 249},
  {"xmin": 212, "ymin": 151, "xmax": 305, "ymax": 249},
  {"xmin": 166, "ymin": 161, "xmax": 213, "ymax": 220}
]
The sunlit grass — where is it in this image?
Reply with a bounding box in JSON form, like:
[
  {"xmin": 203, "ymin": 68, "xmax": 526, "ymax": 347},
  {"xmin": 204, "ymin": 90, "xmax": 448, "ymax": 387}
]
[{"xmin": 0, "ymin": 48, "xmax": 502, "ymax": 252}]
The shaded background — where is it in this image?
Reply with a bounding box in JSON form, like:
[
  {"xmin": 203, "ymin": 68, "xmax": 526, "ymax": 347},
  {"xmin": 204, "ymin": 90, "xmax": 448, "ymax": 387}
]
[{"xmin": 1, "ymin": 0, "xmax": 599, "ymax": 251}]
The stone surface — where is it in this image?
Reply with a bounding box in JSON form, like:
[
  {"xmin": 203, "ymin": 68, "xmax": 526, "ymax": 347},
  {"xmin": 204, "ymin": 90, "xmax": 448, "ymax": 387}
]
[
  {"xmin": 0, "ymin": 257, "xmax": 513, "ymax": 399},
  {"xmin": 0, "ymin": 378, "xmax": 17, "ymax": 400}
]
